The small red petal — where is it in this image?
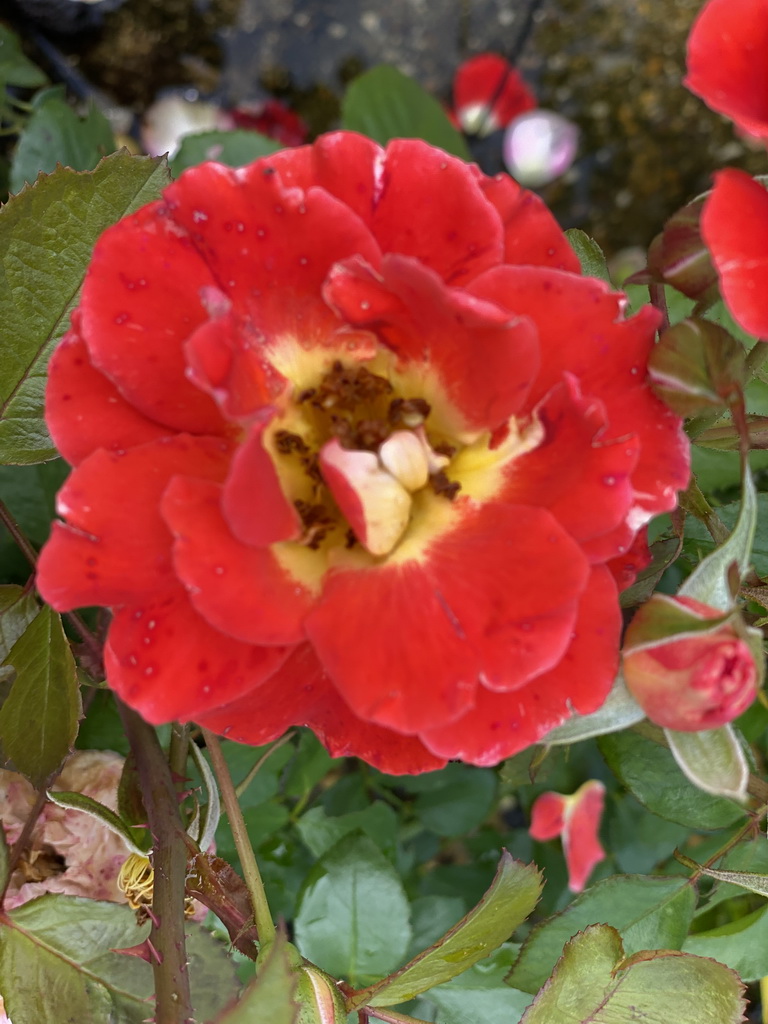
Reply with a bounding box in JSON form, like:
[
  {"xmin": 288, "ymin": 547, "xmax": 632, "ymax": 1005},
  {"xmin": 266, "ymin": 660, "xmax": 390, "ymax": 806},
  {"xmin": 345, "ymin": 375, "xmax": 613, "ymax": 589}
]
[
  {"xmin": 685, "ymin": 0, "xmax": 768, "ymax": 143},
  {"xmin": 372, "ymin": 139, "xmax": 504, "ymax": 285},
  {"xmin": 326, "ymin": 253, "xmax": 539, "ymax": 431},
  {"xmin": 562, "ymin": 780, "xmax": 606, "ymax": 892},
  {"xmin": 701, "ymin": 169, "xmax": 768, "ymax": 339},
  {"xmin": 529, "ymin": 791, "xmax": 567, "ymax": 841},
  {"xmin": 164, "ymin": 158, "xmax": 381, "ymax": 344},
  {"xmin": 81, "ymin": 202, "xmax": 226, "ymax": 436},
  {"xmin": 161, "ymin": 476, "xmax": 313, "ymax": 645},
  {"xmin": 422, "ymin": 565, "xmax": 620, "ymax": 764},
  {"xmin": 475, "ymin": 172, "xmax": 581, "ymax": 273},
  {"xmin": 46, "ymin": 329, "xmax": 170, "ymax": 466},
  {"xmin": 104, "ymin": 586, "xmax": 290, "ymax": 723},
  {"xmin": 36, "ymin": 435, "xmax": 230, "ymax": 611},
  {"xmin": 195, "ymin": 644, "xmax": 446, "ymax": 774},
  {"xmin": 221, "ymin": 413, "xmax": 301, "ymax": 546},
  {"xmin": 454, "ymin": 54, "xmax": 536, "ymax": 134}
]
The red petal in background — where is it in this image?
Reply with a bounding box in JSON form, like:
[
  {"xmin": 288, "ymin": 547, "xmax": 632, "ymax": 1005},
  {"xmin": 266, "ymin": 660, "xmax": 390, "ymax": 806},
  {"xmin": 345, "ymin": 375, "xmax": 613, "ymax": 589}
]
[
  {"xmin": 701, "ymin": 168, "xmax": 768, "ymax": 339},
  {"xmin": 453, "ymin": 53, "xmax": 536, "ymax": 135},
  {"xmin": 685, "ymin": 0, "xmax": 768, "ymax": 144}
]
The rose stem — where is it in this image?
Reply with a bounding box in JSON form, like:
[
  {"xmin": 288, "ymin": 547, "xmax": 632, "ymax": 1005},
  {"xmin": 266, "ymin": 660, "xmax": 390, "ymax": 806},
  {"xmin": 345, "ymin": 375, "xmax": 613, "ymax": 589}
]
[
  {"xmin": 649, "ymin": 282, "xmax": 670, "ymax": 333},
  {"xmin": 118, "ymin": 701, "xmax": 193, "ymax": 1024},
  {"xmin": 0, "ymin": 787, "xmax": 48, "ymax": 905},
  {"xmin": 363, "ymin": 1008, "xmax": 434, "ymax": 1024},
  {"xmin": 0, "ymin": 496, "xmax": 102, "ymax": 665},
  {"xmin": 200, "ymin": 727, "xmax": 276, "ymax": 946}
]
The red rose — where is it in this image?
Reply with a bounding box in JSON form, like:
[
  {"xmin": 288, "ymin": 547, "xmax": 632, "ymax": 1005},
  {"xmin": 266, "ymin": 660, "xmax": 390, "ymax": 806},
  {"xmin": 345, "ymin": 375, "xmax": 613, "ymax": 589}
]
[
  {"xmin": 685, "ymin": 0, "xmax": 768, "ymax": 146},
  {"xmin": 623, "ymin": 595, "xmax": 758, "ymax": 732},
  {"xmin": 453, "ymin": 53, "xmax": 536, "ymax": 137},
  {"xmin": 36, "ymin": 132, "xmax": 689, "ymax": 772}
]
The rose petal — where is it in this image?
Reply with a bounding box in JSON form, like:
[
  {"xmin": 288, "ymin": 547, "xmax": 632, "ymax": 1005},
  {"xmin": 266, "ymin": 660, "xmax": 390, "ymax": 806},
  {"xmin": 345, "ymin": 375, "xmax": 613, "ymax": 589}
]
[{"xmin": 701, "ymin": 168, "xmax": 768, "ymax": 339}]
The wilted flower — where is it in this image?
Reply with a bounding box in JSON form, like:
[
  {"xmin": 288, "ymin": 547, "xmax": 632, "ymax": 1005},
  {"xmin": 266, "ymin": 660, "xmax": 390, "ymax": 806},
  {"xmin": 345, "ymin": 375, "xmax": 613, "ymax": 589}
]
[
  {"xmin": 529, "ymin": 780, "xmax": 606, "ymax": 892},
  {"xmin": 452, "ymin": 53, "xmax": 536, "ymax": 137},
  {"xmin": 623, "ymin": 594, "xmax": 758, "ymax": 731},
  {"xmin": 0, "ymin": 751, "xmax": 129, "ymax": 910},
  {"xmin": 502, "ymin": 110, "xmax": 579, "ymax": 188},
  {"xmin": 37, "ymin": 132, "xmax": 688, "ymax": 772}
]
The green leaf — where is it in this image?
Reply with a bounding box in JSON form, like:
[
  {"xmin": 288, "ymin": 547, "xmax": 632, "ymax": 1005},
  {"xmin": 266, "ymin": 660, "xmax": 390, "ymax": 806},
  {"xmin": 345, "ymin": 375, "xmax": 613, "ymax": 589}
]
[
  {"xmin": 10, "ymin": 87, "xmax": 115, "ymax": 195},
  {"xmin": 341, "ymin": 65, "xmax": 471, "ymax": 159},
  {"xmin": 0, "ymin": 605, "xmax": 80, "ymax": 784},
  {"xmin": 599, "ymin": 729, "xmax": 744, "ymax": 829},
  {"xmin": 185, "ymin": 920, "xmax": 241, "ymax": 1021},
  {"xmin": 0, "ymin": 151, "xmax": 171, "ymax": 464},
  {"xmin": 294, "ymin": 834, "xmax": 411, "ymax": 988},
  {"xmin": 540, "ymin": 673, "xmax": 644, "ymax": 745},
  {"xmin": 679, "ymin": 465, "xmax": 757, "ymax": 610},
  {"xmin": 217, "ymin": 931, "xmax": 298, "ymax": 1024},
  {"xmin": 170, "ymin": 129, "xmax": 280, "ymax": 176},
  {"xmin": 665, "ymin": 726, "xmax": 748, "ymax": 801},
  {"xmin": 0, "ymin": 895, "xmax": 151, "ymax": 1023},
  {"xmin": 564, "ymin": 229, "xmax": 611, "ymax": 283},
  {"xmin": 45, "ymin": 789, "xmax": 146, "ymax": 855},
  {"xmin": 426, "ymin": 945, "xmax": 532, "ymax": 1024},
  {"xmin": 0, "ymin": 585, "xmax": 39, "ymax": 662},
  {"xmin": 686, "ymin": 490, "xmax": 768, "ymax": 577},
  {"xmin": 297, "ymin": 803, "xmax": 399, "ymax": 860},
  {"xmin": 0, "ymin": 461, "xmax": 69, "ymax": 541},
  {"xmin": 684, "ymin": 904, "xmax": 768, "ymax": 982},
  {"xmin": 413, "ymin": 764, "xmax": 497, "ymax": 836},
  {"xmin": 0, "ymin": 26, "xmax": 48, "ymax": 91},
  {"xmin": 520, "ymin": 924, "xmax": 746, "ymax": 1024},
  {"xmin": 283, "ymin": 731, "xmax": 335, "ymax": 799},
  {"xmin": 507, "ymin": 875, "xmax": 696, "ymax": 995},
  {"xmin": 350, "ymin": 852, "xmax": 541, "ymax": 1009},
  {"xmin": 678, "ymin": 854, "xmax": 768, "ymax": 900}
]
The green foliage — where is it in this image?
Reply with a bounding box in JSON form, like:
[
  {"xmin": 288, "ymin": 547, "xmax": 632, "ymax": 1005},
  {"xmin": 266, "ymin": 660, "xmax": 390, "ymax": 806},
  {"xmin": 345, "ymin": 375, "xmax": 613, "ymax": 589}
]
[
  {"xmin": 294, "ymin": 834, "xmax": 412, "ymax": 988},
  {"xmin": 425, "ymin": 946, "xmax": 533, "ymax": 1024},
  {"xmin": 507, "ymin": 875, "xmax": 696, "ymax": 994},
  {"xmin": 10, "ymin": 87, "xmax": 115, "ymax": 196},
  {"xmin": 565, "ymin": 229, "xmax": 611, "ymax": 283},
  {"xmin": 171, "ymin": 129, "xmax": 280, "ymax": 176},
  {"xmin": 519, "ymin": 925, "xmax": 746, "ymax": 1024},
  {"xmin": 0, "ymin": 152, "xmax": 171, "ymax": 464},
  {"xmin": 217, "ymin": 932, "xmax": 298, "ymax": 1023},
  {"xmin": 353, "ymin": 852, "xmax": 541, "ymax": 1008},
  {"xmin": 0, "ymin": 605, "xmax": 80, "ymax": 785},
  {"xmin": 599, "ymin": 730, "xmax": 744, "ymax": 828},
  {"xmin": 341, "ymin": 65, "xmax": 471, "ymax": 159}
]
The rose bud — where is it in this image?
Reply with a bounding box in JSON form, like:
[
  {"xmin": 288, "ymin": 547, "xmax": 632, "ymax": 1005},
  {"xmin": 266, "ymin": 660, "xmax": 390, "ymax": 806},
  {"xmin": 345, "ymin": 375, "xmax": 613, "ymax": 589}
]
[
  {"xmin": 648, "ymin": 317, "xmax": 746, "ymax": 418},
  {"xmin": 623, "ymin": 594, "xmax": 758, "ymax": 731},
  {"xmin": 529, "ymin": 780, "xmax": 606, "ymax": 892},
  {"xmin": 453, "ymin": 53, "xmax": 536, "ymax": 136},
  {"xmin": 502, "ymin": 110, "xmax": 579, "ymax": 188},
  {"xmin": 628, "ymin": 197, "xmax": 719, "ymax": 307}
]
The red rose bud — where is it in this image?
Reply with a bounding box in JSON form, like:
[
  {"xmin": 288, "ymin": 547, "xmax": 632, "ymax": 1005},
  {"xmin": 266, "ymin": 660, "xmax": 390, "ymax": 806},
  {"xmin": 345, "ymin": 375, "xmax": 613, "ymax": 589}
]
[
  {"xmin": 631, "ymin": 198, "xmax": 719, "ymax": 305},
  {"xmin": 453, "ymin": 53, "xmax": 536, "ymax": 136},
  {"xmin": 529, "ymin": 780, "xmax": 606, "ymax": 892},
  {"xmin": 648, "ymin": 317, "xmax": 746, "ymax": 417},
  {"xmin": 623, "ymin": 595, "xmax": 758, "ymax": 731}
]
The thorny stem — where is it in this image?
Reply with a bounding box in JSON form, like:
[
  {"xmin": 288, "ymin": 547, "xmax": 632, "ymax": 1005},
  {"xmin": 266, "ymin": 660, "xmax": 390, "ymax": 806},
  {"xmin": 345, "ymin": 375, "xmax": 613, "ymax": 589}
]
[
  {"xmin": 118, "ymin": 702, "xmax": 193, "ymax": 1024},
  {"xmin": 0, "ymin": 787, "xmax": 48, "ymax": 905},
  {"xmin": 0, "ymin": 496, "xmax": 103, "ymax": 666},
  {"xmin": 201, "ymin": 728, "xmax": 276, "ymax": 947},
  {"xmin": 677, "ymin": 478, "xmax": 730, "ymax": 544},
  {"xmin": 168, "ymin": 723, "xmax": 191, "ymax": 789}
]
